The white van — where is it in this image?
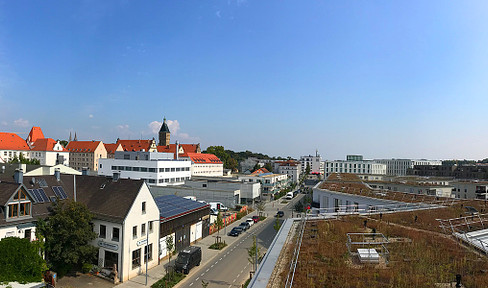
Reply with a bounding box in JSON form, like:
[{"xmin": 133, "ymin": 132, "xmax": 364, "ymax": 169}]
[
  {"xmin": 285, "ymin": 192, "xmax": 294, "ymax": 200},
  {"xmin": 209, "ymin": 202, "xmax": 228, "ymax": 211}
]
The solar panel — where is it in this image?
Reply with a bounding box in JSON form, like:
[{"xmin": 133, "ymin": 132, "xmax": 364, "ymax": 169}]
[
  {"xmin": 57, "ymin": 186, "xmax": 68, "ymax": 199},
  {"xmin": 29, "ymin": 189, "xmax": 40, "ymax": 203},
  {"xmin": 37, "ymin": 178, "xmax": 48, "ymax": 187},
  {"xmin": 38, "ymin": 188, "xmax": 50, "ymax": 202}
]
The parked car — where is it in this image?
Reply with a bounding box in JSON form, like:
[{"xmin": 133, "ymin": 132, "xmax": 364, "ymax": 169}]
[
  {"xmin": 175, "ymin": 246, "xmax": 202, "ymax": 274},
  {"xmin": 276, "ymin": 211, "xmax": 284, "ymax": 217},
  {"xmin": 239, "ymin": 222, "xmax": 250, "ymax": 231},
  {"xmin": 252, "ymin": 215, "xmax": 260, "ymax": 223},
  {"xmin": 228, "ymin": 227, "xmax": 243, "ymax": 237},
  {"xmin": 286, "ymin": 192, "xmax": 294, "ymax": 200},
  {"xmin": 246, "ymin": 218, "xmax": 254, "ymax": 227}
]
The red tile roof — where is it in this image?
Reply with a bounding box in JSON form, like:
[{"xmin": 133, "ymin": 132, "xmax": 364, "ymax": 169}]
[
  {"xmin": 116, "ymin": 140, "xmax": 154, "ymax": 152},
  {"xmin": 26, "ymin": 127, "xmax": 44, "ymax": 146},
  {"xmin": 276, "ymin": 160, "xmax": 299, "ymax": 167},
  {"xmin": 252, "ymin": 168, "xmax": 270, "ymax": 175},
  {"xmin": 0, "ymin": 133, "xmax": 30, "ymax": 151},
  {"xmin": 186, "ymin": 153, "xmax": 223, "ymax": 164},
  {"xmin": 104, "ymin": 143, "xmax": 122, "ymax": 154},
  {"xmin": 157, "ymin": 144, "xmax": 200, "ymax": 158},
  {"xmin": 66, "ymin": 141, "xmax": 103, "ymax": 153},
  {"xmin": 31, "ymin": 138, "xmax": 68, "ymax": 152}
]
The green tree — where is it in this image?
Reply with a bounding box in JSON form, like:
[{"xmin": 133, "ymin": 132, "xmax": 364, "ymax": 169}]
[
  {"xmin": 0, "ymin": 237, "xmax": 47, "ymax": 283},
  {"xmin": 36, "ymin": 200, "xmax": 98, "ymax": 276},
  {"xmin": 215, "ymin": 212, "xmax": 224, "ymax": 236},
  {"xmin": 165, "ymin": 234, "xmax": 175, "ymax": 280},
  {"xmin": 57, "ymin": 139, "xmax": 68, "ymax": 147},
  {"xmin": 247, "ymin": 235, "xmax": 261, "ymax": 272},
  {"xmin": 274, "ymin": 218, "xmax": 282, "ymax": 231},
  {"xmin": 264, "ymin": 162, "xmax": 273, "ymax": 173},
  {"xmin": 305, "ymin": 163, "xmax": 311, "ymax": 175},
  {"xmin": 252, "ymin": 163, "xmax": 261, "ymax": 172},
  {"xmin": 257, "ymin": 202, "xmax": 265, "ymax": 217}
]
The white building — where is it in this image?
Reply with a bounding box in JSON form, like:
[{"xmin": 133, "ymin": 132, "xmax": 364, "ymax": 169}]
[
  {"xmin": 30, "ymin": 138, "xmax": 70, "ymax": 166},
  {"xmin": 0, "ymin": 132, "xmax": 31, "ymax": 163},
  {"xmin": 451, "ymin": 181, "xmax": 488, "ymax": 200},
  {"xmin": 98, "ymin": 151, "xmax": 191, "ymax": 186},
  {"xmin": 274, "ymin": 160, "xmax": 301, "ymax": 183},
  {"xmin": 300, "ymin": 152, "xmax": 324, "ymax": 175},
  {"xmin": 374, "ymin": 159, "xmax": 442, "ymax": 176},
  {"xmin": 239, "ymin": 170, "xmax": 289, "ymax": 196},
  {"xmin": 185, "ymin": 153, "xmax": 223, "ymax": 177},
  {"xmin": 324, "ymin": 160, "xmax": 387, "ymax": 177}
]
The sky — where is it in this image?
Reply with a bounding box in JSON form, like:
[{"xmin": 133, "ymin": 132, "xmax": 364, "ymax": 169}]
[{"xmin": 1, "ymin": 1, "xmax": 488, "ymax": 160}]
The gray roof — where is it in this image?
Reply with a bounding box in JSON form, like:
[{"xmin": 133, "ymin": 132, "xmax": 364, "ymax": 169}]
[{"xmin": 159, "ymin": 118, "xmax": 170, "ymax": 133}]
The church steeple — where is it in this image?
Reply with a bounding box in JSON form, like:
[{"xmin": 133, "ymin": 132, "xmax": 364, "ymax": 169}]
[{"xmin": 159, "ymin": 117, "xmax": 171, "ymax": 146}]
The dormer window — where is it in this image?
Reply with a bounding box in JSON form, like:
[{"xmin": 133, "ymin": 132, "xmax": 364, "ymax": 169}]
[{"xmin": 7, "ymin": 188, "xmax": 32, "ymax": 219}]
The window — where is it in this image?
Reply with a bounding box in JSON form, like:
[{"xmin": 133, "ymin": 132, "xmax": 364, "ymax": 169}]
[
  {"xmin": 124, "ymin": 154, "xmax": 130, "ymax": 160},
  {"xmin": 141, "ymin": 223, "xmax": 146, "ymax": 236},
  {"xmin": 99, "ymin": 164, "xmax": 102, "ymax": 169},
  {"xmin": 133, "ymin": 226, "xmax": 137, "ymax": 239},
  {"xmin": 132, "ymin": 249, "xmax": 141, "ymax": 269},
  {"xmin": 133, "ymin": 167, "xmax": 140, "ymax": 172},
  {"xmin": 144, "ymin": 244, "xmax": 153, "ymax": 261},
  {"xmin": 149, "ymin": 221, "xmax": 153, "ymax": 233},
  {"xmin": 112, "ymin": 166, "xmax": 117, "ymax": 170},
  {"xmin": 171, "ymin": 168, "xmax": 175, "ymax": 172},
  {"xmin": 112, "ymin": 227, "xmax": 120, "ymax": 242},
  {"xmin": 99, "ymin": 224, "xmax": 106, "ymax": 238},
  {"xmin": 165, "ymin": 168, "xmax": 170, "ymax": 172},
  {"xmin": 9, "ymin": 204, "xmax": 18, "ymax": 217},
  {"xmin": 141, "ymin": 167, "xmax": 148, "ymax": 172},
  {"xmin": 149, "ymin": 168, "xmax": 156, "ymax": 173},
  {"xmin": 142, "ymin": 202, "xmax": 146, "ymax": 214}
]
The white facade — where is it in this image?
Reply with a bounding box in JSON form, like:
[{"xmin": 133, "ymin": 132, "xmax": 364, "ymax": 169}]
[
  {"xmin": 239, "ymin": 173, "xmax": 289, "ymax": 195},
  {"xmin": 90, "ymin": 182, "xmax": 160, "ymax": 282},
  {"xmin": 451, "ymin": 181, "xmax": 488, "ymax": 200},
  {"xmin": 36, "ymin": 142, "xmax": 70, "ymax": 166},
  {"xmin": 275, "ymin": 161, "xmax": 301, "ymax": 183},
  {"xmin": 0, "ymin": 150, "xmax": 31, "ymax": 163},
  {"xmin": 300, "ymin": 154, "xmax": 324, "ymax": 175},
  {"xmin": 98, "ymin": 151, "xmax": 191, "ymax": 186},
  {"xmin": 190, "ymin": 163, "xmax": 223, "ymax": 177},
  {"xmin": 324, "ymin": 161, "xmax": 387, "ymax": 177},
  {"xmin": 374, "ymin": 159, "xmax": 442, "ymax": 176}
]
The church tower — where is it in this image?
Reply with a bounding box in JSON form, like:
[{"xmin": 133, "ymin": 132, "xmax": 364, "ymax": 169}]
[{"xmin": 159, "ymin": 117, "xmax": 171, "ymax": 146}]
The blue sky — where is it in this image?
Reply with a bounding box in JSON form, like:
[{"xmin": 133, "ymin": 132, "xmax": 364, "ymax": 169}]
[{"xmin": 1, "ymin": 1, "xmax": 488, "ymax": 160}]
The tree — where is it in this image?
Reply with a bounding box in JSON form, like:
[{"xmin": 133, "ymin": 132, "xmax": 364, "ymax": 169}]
[
  {"xmin": 264, "ymin": 162, "xmax": 273, "ymax": 173},
  {"xmin": 305, "ymin": 163, "xmax": 311, "ymax": 175},
  {"xmin": 36, "ymin": 200, "xmax": 98, "ymax": 276},
  {"xmin": 57, "ymin": 139, "xmax": 68, "ymax": 147},
  {"xmin": 257, "ymin": 202, "xmax": 265, "ymax": 217},
  {"xmin": 247, "ymin": 235, "xmax": 261, "ymax": 273},
  {"xmin": 165, "ymin": 234, "xmax": 175, "ymax": 279},
  {"xmin": 274, "ymin": 218, "xmax": 282, "ymax": 231},
  {"xmin": 0, "ymin": 237, "xmax": 47, "ymax": 283},
  {"xmin": 215, "ymin": 212, "xmax": 224, "ymax": 236},
  {"xmin": 252, "ymin": 163, "xmax": 261, "ymax": 172}
]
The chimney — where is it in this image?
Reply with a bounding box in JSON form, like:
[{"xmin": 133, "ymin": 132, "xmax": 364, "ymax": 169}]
[
  {"xmin": 175, "ymin": 141, "xmax": 179, "ymax": 160},
  {"xmin": 82, "ymin": 167, "xmax": 88, "ymax": 176},
  {"xmin": 54, "ymin": 168, "xmax": 61, "ymax": 181},
  {"xmin": 14, "ymin": 169, "xmax": 24, "ymax": 184},
  {"xmin": 113, "ymin": 172, "xmax": 120, "ymax": 182}
]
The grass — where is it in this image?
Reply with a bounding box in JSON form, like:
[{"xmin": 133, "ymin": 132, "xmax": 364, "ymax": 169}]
[{"xmin": 151, "ymin": 272, "xmax": 185, "ymax": 288}]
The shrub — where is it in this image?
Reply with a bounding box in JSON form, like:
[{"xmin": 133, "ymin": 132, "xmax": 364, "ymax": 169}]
[
  {"xmin": 0, "ymin": 237, "xmax": 46, "ymax": 283},
  {"xmin": 151, "ymin": 272, "xmax": 185, "ymax": 288},
  {"xmin": 209, "ymin": 242, "xmax": 227, "ymax": 250}
]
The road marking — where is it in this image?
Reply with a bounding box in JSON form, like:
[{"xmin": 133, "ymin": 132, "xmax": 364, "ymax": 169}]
[
  {"xmin": 220, "ymin": 258, "xmax": 223, "ymax": 260},
  {"xmin": 206, "ymin": 269, "xmax": 209, "ymax": 272},
  {"xmin": 211, "ymin": 264, "xmax": 214, "ymax": 268},
  {"xmin": 196, "ymin": 277, "xmax": 199, "ymax": 281},
  {"xmin": 215, "ymin": 261, "xmax": 218, "ymax": 265},
  {"xmin": 233, "ymin": 279, "xmax": 236, "ymax": 283},
  {"xmin": 201, "ymin": 273, "xmax": 205, "ymax": 276},
  {"xmin": 189, "ymin": 283, "xmax": 193, "ymax": 287}
]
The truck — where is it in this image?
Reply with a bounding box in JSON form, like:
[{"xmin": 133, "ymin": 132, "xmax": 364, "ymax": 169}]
[{"xmin": 209, "ymin": 202, "xmax": 228, "ymax": 212}]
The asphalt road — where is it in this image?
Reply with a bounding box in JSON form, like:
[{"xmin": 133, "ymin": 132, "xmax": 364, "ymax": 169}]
[{"xmin": 179, "ymin": 193, "xmax": 305, "ymax": 288}]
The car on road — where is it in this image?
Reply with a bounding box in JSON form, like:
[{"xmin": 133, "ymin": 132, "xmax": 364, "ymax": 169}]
[
  {"xmin": 239, "ymin": 222, "xmax": 250, "ymax": 231},
  {"xmin": 252, "ymin": 215, "xmax": 260, "ymax": 223},
  {"xmin": 246, "ymin": 218, "xmax": 254, "ymax": 227},
  {"xmin": 175, "ymin": 246, "xmax": 202, "ymax": 274},
  {"xmin": 276, "ymin": 211, "xmax": 284, "ymax": 217},
  {"xmin": 228, "ymin": 227, "xmax": 243, "ymax": 237}
]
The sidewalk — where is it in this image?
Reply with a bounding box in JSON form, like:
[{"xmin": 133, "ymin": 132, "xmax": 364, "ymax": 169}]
[{"xmin": 116, "ymin": 198, "xmax": 290, "ymax": 288}]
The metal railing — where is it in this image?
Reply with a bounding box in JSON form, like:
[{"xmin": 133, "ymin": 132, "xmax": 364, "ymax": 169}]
[{"xmin": 284, "ymin": 214, "xmax": 306, "ymax": 288}]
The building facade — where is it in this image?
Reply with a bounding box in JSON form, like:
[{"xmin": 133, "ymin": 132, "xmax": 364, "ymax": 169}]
[
  {"xmin": 300, "ymin": 152, "xmax": 324, "ymax": 175},
  {"xmin": 66, "ymin": 141, "xmax": 107, "ymax": 172},
  {"xmin": 374, "ymin": 159, "xmax": 442, "ymax": 176},
  {"xmin": 98, "ymin": 151, "xmax": 191, "ymax": 186},
  {"xmin": 324, "ymin": 160, "xmax": 387, "ymax": 177},
  {"xmin": 185, "ymin": 153, "xmax": 223, "ymax": 177}
]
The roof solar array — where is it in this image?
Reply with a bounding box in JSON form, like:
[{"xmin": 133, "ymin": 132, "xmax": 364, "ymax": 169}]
[
  {"xmin": 29, "ymin": 188, "xmax": 50, "ymax": 203},
  {"xmin": 37, "ymin": 178, "xmax": 48, "ymax": 187},
  {"xmin": 154, "ymin": 195, "xmax": 208, "ymax": 220},
  {"xmin": 52, "ymin": 186, "xmax": 68, "ymax": 200}
]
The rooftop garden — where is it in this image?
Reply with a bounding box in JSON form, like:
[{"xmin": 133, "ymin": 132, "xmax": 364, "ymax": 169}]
[{"xmin": 277, "ymin": 216, "xmax": 488, "ymax": 288}]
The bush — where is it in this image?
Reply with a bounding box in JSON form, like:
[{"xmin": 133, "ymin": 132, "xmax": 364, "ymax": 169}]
[
  {"xmin": 151, "ymin": 272, "xmax": 185, "ymax": 288},
  {"xmin": 0, "ymin": 237, "xmax": 46, "ymax": 283},
  {"xmin": 209, "ymin": 242, "xmax": 227, "ymax": 250},
  {"xmin": 81, "ymin": 263, "xmax": 92, "ymax": 274}
]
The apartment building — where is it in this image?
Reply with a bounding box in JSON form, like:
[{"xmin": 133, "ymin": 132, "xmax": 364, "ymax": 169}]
[
  {"xmin": 374, "ymin": 159, "xmax": 442, "ymax": 176},
  {"xmin": 185, "ymin": 152, "xmax": 223, "ymax": 177},
  {"xmin": 66, "ymin": 140, "xmax": 107, "ymax": 172},
  {"xmin": 300, "ymin": 152, "xmax": 324, "ymax": 175},
  {"xmin": 324, "ymin": 160, "xmax": 387, "ymax": 177}
]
